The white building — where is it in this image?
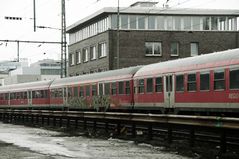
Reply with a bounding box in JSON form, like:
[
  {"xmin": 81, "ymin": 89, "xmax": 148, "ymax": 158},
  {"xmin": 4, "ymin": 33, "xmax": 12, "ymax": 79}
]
[
  {"xmin": 0, "ymin": 58, "xmax": 28, "ymax": 86},
  {"xmin": 4, "ymin": 59, "xmax": 61, "ymax": 85}
]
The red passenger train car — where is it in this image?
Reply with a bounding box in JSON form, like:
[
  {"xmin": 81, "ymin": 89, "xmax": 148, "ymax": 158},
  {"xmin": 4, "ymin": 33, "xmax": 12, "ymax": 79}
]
[
  {"xmin": 0, "ymin": 49, "xmax": 238, "ymax": 115},
  {"xmin": 0, "ymin": 80, "xmax": 53, "ymax": 109},
  {"xmin": 49, "ymin": 66, "xmax": 142, "ymax": 111},
  {"xmin": 133, "ymin": 49, "xmax": 239, "ymax": 114}
]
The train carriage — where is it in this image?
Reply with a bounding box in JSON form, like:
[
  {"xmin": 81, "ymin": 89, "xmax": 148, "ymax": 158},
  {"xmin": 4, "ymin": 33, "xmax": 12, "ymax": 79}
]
[
  {"xmin": 50, "ymin": 66, "xmax": 142, "ymax": 111},
  {"xmin": 0, "ymin": 80, "xmax": 53, "ymax": 109},
  {"xmin": 133, "ymin": 49, "xmax": 239, "ymax": 114}
]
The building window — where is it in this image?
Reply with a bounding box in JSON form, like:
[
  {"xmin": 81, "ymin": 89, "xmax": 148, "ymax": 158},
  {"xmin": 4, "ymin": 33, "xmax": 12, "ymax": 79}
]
[
  {"xmin": 192, "ymin": 17, "xmax": 201, "ymax": 30},
  {"xmin": 120, "ymin": 15, "xmax": 128, "ymax": 29},
  {"xmin": 190, "ymin": 42, "xmax": 199, "ymax": 56},
  {"xmin": 174, "ymin": 16, "xmax": 181, "ymax": 30},
  {"xmin": 211, "ymin": 17, "xmax": 218, "ymax": 30},
  {"xmin": 157, "ymin": 16, "xmax": 165, "ymax": 30},
  {"xmin": 230, "ymin": 69, "xmax": 239, "ymax": 89},
  {"xmin": 176, "ymin": 75, "xmax": 184, "ymax": 92},
  {"xmin": 200, "ymin": 72, "xmax": 210, "ymax": 91},
  {"xmin": 90, "ymin": 46, "xmax": 96, "ymax": 60},
  {"xmin": 76, "ymin": 51, "xmax": 81, "ymax": 64},
  {"xmin": 69, "ymin": 53, "xmax": 75, "ymax": 66},
  {"xmin": 98, "ymin": 42, "xmax": 106, "ymax": 58},
  {"xmin": 214, "ymin": 70, "xmax": 225, "ymax": 90},
  {"xmin": 111, "ymin": 14, "xmax": 117, "ymax": 29},
  {"xmin": 165, "ymin": 16, "xmax": 173, "ymax": 30},
  {"xmin": 83, "ymin": 48, "xmax": 89, "ymax": 62},
  {"xmin": 203, "ymin": 17, "xmax": 210, "ymax": 30},
  {"xmin": 187, "ymin": 74, "xmax": 196, "ymax": 91},
  {"xmin": 129, "ymin": 15, "xmax": 136, "ymax": 29},
  {"xmin": 170, "ymin": 42, "xmax": 179, "ymax": 56},
  {"xmin": 183, "ymin": 16, "xmax": 191, "ymax": 30},
  {"xmin": 148, "ymin": 16, "xmax": 155, "ymax": 29},
  {"xmin": 138, "ymin": 16, "xmax": 145, "ymax": 29},
  {"xmin": 145, "ymin": 42, "xmax": 162, "ymax": 56}
]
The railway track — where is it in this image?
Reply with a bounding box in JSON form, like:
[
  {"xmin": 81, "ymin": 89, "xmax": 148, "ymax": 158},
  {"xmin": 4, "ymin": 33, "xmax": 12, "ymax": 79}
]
[{"xmin": 0, "ymin": 109, "xmax": 239, "ymax": 155}]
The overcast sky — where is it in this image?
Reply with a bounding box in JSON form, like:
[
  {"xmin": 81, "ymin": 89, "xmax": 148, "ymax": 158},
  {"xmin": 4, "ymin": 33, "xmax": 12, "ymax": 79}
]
[{"xmin": 0, "ymin": 0, "xmax": 238, "ymax": 64}]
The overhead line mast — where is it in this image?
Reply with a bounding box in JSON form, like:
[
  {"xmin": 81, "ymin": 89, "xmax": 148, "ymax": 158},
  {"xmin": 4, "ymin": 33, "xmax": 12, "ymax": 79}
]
[{"xmin": 61, "ymin": 0, "xmax": 67, "ymax": 78}]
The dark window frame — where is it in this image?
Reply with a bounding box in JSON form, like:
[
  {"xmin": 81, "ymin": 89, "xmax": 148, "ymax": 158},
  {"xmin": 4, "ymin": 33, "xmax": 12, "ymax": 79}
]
[
  {"xmin": 230, "ymin": 68, "xmax": 239, "ymax": 90},
  {"xmin": 176, "ymin": 75, "xmax": 184, "ymax": 92},
  {"xmin": 118, "ymin": 81, "xmax": 124, "ymax": 95},
  {"xmin": 214, "ymin": 70, "xmax": 225, "ymax": 90},
  {"xmin": 146, "ymin": 78, "xmax": 153, "ymax": 93},
  {"xmin": 200, "ymin": 72, "xmax": 210, "ymax": 91},
  {"xmin": 138, "ymin": 79, "xmax": 145, "ymax": 94},
  {"xmin": 125, "ymin": 81, "xmax": 131, "ymax": 95},
  {"xmin": 155, "ymin": 77, "xmax": 163, "ymax": 92},
  {"xmin": 111, "ymin": 82, "xmax": 117, "ymax": 95},
  {"xmin": 187, "ymin": 73, "xmax": 197, "ymax": 92}
]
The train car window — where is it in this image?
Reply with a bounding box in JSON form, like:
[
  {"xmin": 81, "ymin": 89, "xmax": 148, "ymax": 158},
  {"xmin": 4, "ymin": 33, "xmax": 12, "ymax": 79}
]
[
  {"xmin": 51, "ymin": 89, "xmax": 56, "ymax": 98},
  {"xmin": 44, "ymin": 90, "xmax": 48, "ymax": 98},
  {"xmin": 125, "ymin": 81, "xmax": 130, "ymax": 95},
  {"xmin": 138, "ymin": 79, "xmax": 145, "ymax": 94},
  {"xmin": 32, "ymin": 91, "xmax": 36, "ymax": 98},
  {"xmin": 118, "ymin": 81, "xmax": 124, "ymax": 95},
  {"xmin": 16, "ymin": 92, "xmax": 21, "ymax": 99},
  {"xmin": 155, "ymin": 77, "xmax": 163, "ymax": 92},
  {"xmin": 10, "ymin": 93, "xmax": 15, "ymax": 100},
  {"xmin": 0, "ymin": 94, "xmax": 3, "ymax": 100},
  {"xmin": 214, "ymin": 70, "xmax": 225, "ymax": 90},
  {"xmin": 23, "ymin": 92, "xmax": 27, "ymax": 99},
  {"xmin": 5, "ymin": 93, "xmax": 9, "ymax": 100},
  {"xmin": 79, "ymin": 86, "xmax": 84, "ymax": 97},
  {"xmin": 146, "ymin": 78, "xmax": 153, "ymax": 93},
  {"xmin": 104, "ymin": 83, "xmax": 110, "ymax": 95},
  {"xmin": 187, "ymin": 74, "xmax": 196, "ymax": 91},
  {"xmin": 111, "ymin": 82, "xmax": 117, "ymax": 95},
  {"xmin": 68, "ymin": 87, "xmax": 72, "ymax": 97},
  {"xmin": 58, "ymin": 88, "xmax": 63, "ymax": 97},
  {"xmin": 92, "ymin": 85, "xmax": 97, "ymax": 96},
  {"xmin": 99, "ymin": 83, "xmax": 103, "ymax": 95},
  {"xmin": 200, "ymin": 72, "xmax": 210, "ymax": 91},
  {"xmin": 73, "ymin": 86, "xmax": 78, "ymax": 97},
  {"xmin": 230, "ymin": 69, "xmax": 239, "ymax": 89},
  {"xmin": 176, "ymin": 75, "xmax": 184, "ymax": 92},
  {"xmin": 86, "ymin": 85, "xmax": 90, "ymax": 96}
]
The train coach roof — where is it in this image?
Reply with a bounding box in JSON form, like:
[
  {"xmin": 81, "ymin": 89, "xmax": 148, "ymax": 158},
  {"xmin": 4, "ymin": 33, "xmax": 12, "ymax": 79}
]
[
  {"xmin": 134, "ymin": 48, "xmax": 239, "ymax": 78},
  {"xmin": 0, "ymin": 80, "xmax": 53, "ymax": 93},
  {"xmin": 51, "ymin": 66, "xmax": 142, "ymax": 88}
]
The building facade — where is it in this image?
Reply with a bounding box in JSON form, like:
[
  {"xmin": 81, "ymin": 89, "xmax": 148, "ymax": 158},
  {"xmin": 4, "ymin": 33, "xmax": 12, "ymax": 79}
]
[{"xmin": 66, "ymin": 2, "xmax": 239, "ymax": 76}]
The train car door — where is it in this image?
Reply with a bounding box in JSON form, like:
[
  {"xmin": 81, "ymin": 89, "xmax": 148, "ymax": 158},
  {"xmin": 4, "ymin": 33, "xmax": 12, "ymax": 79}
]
[
  {"xmin": 63, "ymin": 87, "xmax": 67, "ymax": 106},
  {"xmin": 163, "ymin": 75, "xmax": 175, "ymax": 108},
  {"xmin": 28, "ymin": 90, "xmax": 32, "ymax": 106}
]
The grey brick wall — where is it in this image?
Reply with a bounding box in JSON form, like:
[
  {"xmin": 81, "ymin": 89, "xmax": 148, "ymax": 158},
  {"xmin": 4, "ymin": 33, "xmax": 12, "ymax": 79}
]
[{"xmin": 68, "ymin": 30, "xmax": 239, "ymax": 76}]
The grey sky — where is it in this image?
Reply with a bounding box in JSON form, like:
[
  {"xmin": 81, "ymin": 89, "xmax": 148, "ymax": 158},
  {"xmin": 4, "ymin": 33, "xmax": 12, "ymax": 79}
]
[{"xmin": 0, "ymin": 0, "xmax": 238, "ymax": 63}]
